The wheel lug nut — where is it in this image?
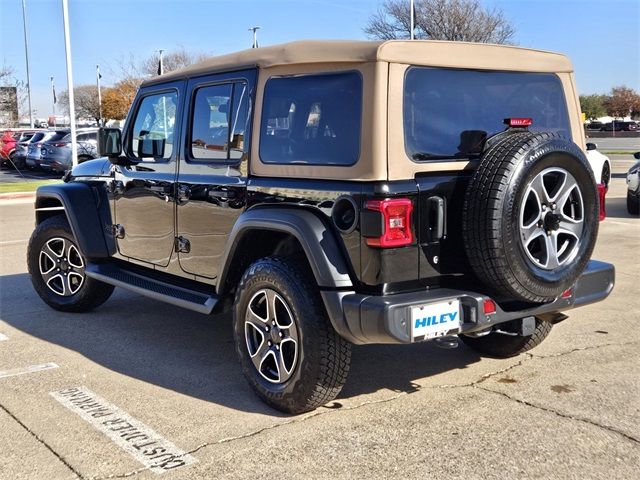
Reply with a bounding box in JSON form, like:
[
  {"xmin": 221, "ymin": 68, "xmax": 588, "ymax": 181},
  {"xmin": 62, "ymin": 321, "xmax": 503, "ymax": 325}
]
[
  {"xmin": 279, "ymin": 332, "xmax": 283, "ymax": 337},
  {"xmin": 265, "ymin": 326, "xmax": 269, "ymax": 332},
  {"xmin": 276, "ymin": 345, "xmax": 280, "ymax": 350}
]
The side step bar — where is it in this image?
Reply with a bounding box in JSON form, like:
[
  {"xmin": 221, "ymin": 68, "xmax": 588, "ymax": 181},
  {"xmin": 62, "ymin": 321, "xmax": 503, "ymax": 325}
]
[{"xmin": 85, "ymin": 262, "xmax": 218, "ymax": 314}]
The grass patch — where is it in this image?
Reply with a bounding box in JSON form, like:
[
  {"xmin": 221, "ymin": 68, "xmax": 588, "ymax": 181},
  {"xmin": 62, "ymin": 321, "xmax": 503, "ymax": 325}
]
[
  {"xmin": 601, "ymin": 150, "xmax": 638, "ymax": 155},
  {"xmin": 0, "ymin": 179, "xmax": 61, "ymax": 194}
]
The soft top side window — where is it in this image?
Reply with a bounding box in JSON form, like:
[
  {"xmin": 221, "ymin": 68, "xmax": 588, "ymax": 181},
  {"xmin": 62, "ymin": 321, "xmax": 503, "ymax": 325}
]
[
  {"xmin": 259, "ymin": 71, "xmax": 362, "ymax": 166},
  {"xmin": 130, "ymin": 91, "xmax": 178, "ymax": 161}
]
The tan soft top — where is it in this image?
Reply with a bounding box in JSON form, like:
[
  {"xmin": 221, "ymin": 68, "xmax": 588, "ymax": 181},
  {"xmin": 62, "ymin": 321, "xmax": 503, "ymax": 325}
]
[{"xmin": 143, "ymin": 40, "xmax": 573, "ymax": 86}]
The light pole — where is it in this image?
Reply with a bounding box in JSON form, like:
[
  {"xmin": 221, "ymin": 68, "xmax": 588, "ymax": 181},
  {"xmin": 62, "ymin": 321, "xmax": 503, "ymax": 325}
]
[
  {"xmin": 157, "ymin": 49, "xmax": 164, "ymax": 75},
  {"xmin": 50, "ymin": 76, "xmax": 56, "ymax": 127},
  {"xmin": 249, "ymin": 26, "xmax": 260, "ymax": 48},
  {"xmin": 61, "ymin": 0, "xmax": 78, "ymax": 167},
  {"xmin": 96, "ymin": 64, "xmax": 102, "ymax": 126},
  {"xmin": 21, "ymin": 0, "xmax": 34, "ymax": 128},
  {"xmin": 410, "ymin": 0, "xmax": 415, "ymax": 40}
]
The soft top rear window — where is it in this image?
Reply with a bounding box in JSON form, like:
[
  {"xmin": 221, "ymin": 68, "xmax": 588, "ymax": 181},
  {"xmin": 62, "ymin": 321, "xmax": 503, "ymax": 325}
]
[{"xmin": 404, "ymin": 68, "xmax": 570, "ymax": 161}]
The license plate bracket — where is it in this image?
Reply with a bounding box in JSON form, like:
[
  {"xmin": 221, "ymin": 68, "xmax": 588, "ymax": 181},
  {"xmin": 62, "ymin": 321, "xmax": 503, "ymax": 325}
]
[{"xmin": 410, "ymin": 299, "xmax": 461, "ymax": 341}]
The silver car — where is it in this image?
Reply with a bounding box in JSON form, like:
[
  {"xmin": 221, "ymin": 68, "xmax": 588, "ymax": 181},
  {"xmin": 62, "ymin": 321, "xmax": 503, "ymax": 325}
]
[
  {"xmin": 25, "ymin": 131, "xmax": 55, "ymax": 169},
  {"xmin": 39, "ymin": 129, "xmax": 99, "ymax": 173}
]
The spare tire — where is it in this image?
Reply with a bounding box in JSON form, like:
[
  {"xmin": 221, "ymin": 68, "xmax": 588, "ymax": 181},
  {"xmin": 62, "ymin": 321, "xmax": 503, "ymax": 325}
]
[{"xmin": 463, "ymin": 131, "xmax": 598, "ymax": 303}]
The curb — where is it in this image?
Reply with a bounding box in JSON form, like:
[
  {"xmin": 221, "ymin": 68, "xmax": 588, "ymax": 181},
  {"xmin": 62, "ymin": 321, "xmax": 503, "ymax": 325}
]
[{"xmin": 0, "ymin": 192, "xmax": 36, "ymax": 201}]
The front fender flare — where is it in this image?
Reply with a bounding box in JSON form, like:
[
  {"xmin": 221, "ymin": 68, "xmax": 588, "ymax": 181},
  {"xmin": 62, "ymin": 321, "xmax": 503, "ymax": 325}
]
[
  {"xmin": 217, "ymin": 207, "xmax": 353, "ymax": 293},
  {"xmin": 35, "ymin": 182, "xmax": 114, "ymax": 259}
]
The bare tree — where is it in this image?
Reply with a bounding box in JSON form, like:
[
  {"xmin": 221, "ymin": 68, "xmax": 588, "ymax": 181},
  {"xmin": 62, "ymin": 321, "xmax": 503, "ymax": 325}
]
[
  {"xmin": 364, "ymin": 0, "xmax": 515, "ymax": 44},
  {"xmin": 140, "ymin": 47, "xmax": 208, "ymax": 76},
  {"xmin": 58, "ymin": 85, "xmax": 101, "ymax": 124}
]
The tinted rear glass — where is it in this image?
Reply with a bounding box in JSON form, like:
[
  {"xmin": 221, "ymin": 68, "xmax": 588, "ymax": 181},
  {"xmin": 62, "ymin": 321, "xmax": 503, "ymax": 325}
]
[
  {"xmin": 259, "ymin": 71, "xmax": 362, "ymax": 166},
  {"xmin": 404, "ymin": 68, "xmax": 570, "ymax": 161},
  {"xmin": 47, "ymin": 132, "xmax": 69, "ymax": 142},
  {"xmin": 30, "ymin": 133, "xmax": 46, "ymax": 142}
]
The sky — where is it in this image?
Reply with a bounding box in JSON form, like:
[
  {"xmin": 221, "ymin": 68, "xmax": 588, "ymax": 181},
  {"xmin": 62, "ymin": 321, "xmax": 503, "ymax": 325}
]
[{"xmin": 1, "ymin": 0, "xmax": 639, "ymax": 120}]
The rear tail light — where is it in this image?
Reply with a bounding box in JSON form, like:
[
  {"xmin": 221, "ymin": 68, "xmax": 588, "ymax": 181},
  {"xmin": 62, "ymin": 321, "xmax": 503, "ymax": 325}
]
[
  {"xmin": 52, "ymin": 142, "xmax": 68, "ymax": 147},
  {"xmin": 597, "ymin": 184, "xmax": 606, "ymax": 221},
  {"xmin": 364, "ymin": 198, "xmax": 414, "ymax": 248}
]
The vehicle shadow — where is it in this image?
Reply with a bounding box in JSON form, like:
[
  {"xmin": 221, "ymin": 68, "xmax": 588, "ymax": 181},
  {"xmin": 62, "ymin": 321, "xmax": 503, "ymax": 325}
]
[
  {"xmin": 0, "ymin": 273, "xmax": 481, "ymax": 415},
  {"xmin": 605, "ymin": 196, "xmax": 639, "ymax": 219}
]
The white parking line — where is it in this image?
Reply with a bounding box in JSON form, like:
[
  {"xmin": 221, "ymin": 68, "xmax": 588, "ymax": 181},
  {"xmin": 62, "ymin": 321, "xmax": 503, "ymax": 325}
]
[
  {"xmin": 0, "ymin": 333, "xmax": 8, "ymax": 341},
  {"xmin": 51, "ymin": 387, "xmax": 197, "ymax": 474},
  {"xmin": 604, "ymin": 220, "xmax": 640, "ymax": 227},
  {"xmin": 0, "ymin": 362, "xmax": 59, "ymax": 379},
  {"xmin": 0, "ymin": 239, "xmax": 28, "ymax": 246}
]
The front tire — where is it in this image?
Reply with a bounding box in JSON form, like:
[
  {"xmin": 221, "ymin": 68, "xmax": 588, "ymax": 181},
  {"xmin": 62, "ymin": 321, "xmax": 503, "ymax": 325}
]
[
  {"xmin": 459, "ymin": 320, "xmax": 552, "ymax": 358},
  {"xmin": 233, "ymin": 256, "xmax": 351, "ymax": 414},
  {"xmin": 628, "ymin": 191, "xmax": 640, "ymax": 216},
  {"xmin": 27, "ymin": 216, "xmax": 114, "ymax": 312}
]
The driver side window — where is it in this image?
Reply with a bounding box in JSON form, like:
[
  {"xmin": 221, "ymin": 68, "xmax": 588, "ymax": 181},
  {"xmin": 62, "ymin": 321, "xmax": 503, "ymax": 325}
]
[{"xmin": 131, "ymin": 91, "xmax": 178, "ymax": 161}]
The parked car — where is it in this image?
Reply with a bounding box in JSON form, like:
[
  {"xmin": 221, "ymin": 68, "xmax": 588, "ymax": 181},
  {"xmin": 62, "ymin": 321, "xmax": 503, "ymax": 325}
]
[
  {"xmin": 12, "ymin": 130, "xmax": 40, "ymax": 169},
  {"xmin": 28, "ymin": 40, "xmax": 614, "ymax": 414},
  {"xmin": 25, "ymin": 131, "xmax": 55, "ymax": 169},
  {"xmin": 39, "ymin": 128, "xmax": 99, "ymax": 173},
  {"xmin": 585, "ymin": 121, "xmax": 604, "ymax": 131},
  {"xmin": 602, "ymin": 121, "xmax": 638, "ymax": 132},
  {"xmin": 0, "ymin": 130, "xmax": 25, "ymax": 167},
  {"xmin": 627, "ymin": 153, "xmax": 640, "ymax": 215},
  {"xmin": 586, "ymin": 142, "xmax": 612, "ymax": 189}
]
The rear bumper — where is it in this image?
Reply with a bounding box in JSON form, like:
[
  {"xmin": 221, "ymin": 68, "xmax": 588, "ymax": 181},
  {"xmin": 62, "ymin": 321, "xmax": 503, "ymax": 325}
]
[{"xmin": 322, "ymin": 260, "xmax": 615, "ymax": 345}]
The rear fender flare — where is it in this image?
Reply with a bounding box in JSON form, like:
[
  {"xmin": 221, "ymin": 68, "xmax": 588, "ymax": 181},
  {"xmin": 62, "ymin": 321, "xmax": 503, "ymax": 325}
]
[{"xmin": 217, "ymin": 207, "xmax": 353, "ymax": 294}]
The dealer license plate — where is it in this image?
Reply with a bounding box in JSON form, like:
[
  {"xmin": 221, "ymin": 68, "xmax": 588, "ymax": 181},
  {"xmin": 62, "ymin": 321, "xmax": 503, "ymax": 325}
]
[{"xmin": 410, "ymin": 300, "xmax": 461, "ymax": 340}]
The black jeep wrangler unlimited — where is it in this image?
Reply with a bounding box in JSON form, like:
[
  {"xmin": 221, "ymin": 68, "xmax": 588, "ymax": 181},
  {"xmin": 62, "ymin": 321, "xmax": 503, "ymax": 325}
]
[{"xmin": 28, "ymin": 41, "xmax": 614, "ymax": 413}]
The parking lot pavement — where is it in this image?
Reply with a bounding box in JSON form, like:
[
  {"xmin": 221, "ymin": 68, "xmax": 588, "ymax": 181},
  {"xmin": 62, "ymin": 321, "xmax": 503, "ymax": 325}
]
[
  {"xmin": 0, "ymin": 166, "xmax": 61, "ymax": 184},
  {"xmin": 0, "ymin": 156, "xmax": 638, "ymax": 479}
]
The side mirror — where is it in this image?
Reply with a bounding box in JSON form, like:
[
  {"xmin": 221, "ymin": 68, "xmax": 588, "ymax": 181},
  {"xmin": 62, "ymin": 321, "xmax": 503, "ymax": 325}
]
[
  {"xmin": 98, "ymin": 128, "xmax": 122, "ymax": 158},
  {"xmin": 586, "ymin": 142, "xmax": 597, "ymax": 151},
  {"xmin": 634, "ymin": 152, "xmax": 640, "ymax": 160}
]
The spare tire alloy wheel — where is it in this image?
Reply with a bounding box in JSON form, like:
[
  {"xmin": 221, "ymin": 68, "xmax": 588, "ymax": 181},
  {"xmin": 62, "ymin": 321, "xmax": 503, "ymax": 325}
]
[
  {"xmin": 244, "ymin": 289, "xmax": 299, "ymax": 384},
  {"xmin": 520, "ymin": 167, "xmax": 584, "ymax": 270},
  {"xmin": 39, "ymin": 237, "xmax": 86, "ymax": 296},
  {"xmin": 463, "ymin": 132, "xmax": 598, "ymax": 303}
]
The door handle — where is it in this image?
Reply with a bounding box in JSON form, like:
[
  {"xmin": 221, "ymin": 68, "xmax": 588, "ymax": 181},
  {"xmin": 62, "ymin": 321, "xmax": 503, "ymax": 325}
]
[{"xmin": 177, "ymin": 185, "xmax": 191, "ymax": 204}]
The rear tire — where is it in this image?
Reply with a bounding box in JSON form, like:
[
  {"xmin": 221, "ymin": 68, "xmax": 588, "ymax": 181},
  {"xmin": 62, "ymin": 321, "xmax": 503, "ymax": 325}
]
[
  {"xmin": 601, "ymin": 162, "xmax": 610, "ymax": 191},
  {"xmin": 27, "ymin": 216, "xmax": 114, "ymax": 312},
  {"xmin": 628, "ymin": 192, "xmax": 640, "ymax": 216},
  {"xmin": 459, "ymin": 320, "xmax": 552, "ymax": 358},
  {"xmin": 233, "ymin": 256, "xmax": 351, "ymax": 414}
]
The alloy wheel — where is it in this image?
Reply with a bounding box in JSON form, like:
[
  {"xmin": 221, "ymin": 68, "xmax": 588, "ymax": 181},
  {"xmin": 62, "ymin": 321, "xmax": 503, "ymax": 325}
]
[
  {"xmin": 39, "ymin": 237, "xmax": 85, "ymax": 296},
  {"xmin": 519, "ymin": 167, "xmax": 584, "ymax": 270},
  {"xmin": 244, "ymin": 289, "xmax": 299, "ymax": 384}
]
